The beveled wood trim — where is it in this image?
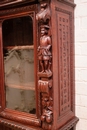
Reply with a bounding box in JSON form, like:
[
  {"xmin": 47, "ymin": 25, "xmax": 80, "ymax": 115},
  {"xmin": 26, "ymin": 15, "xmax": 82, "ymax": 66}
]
[
  {"xmin": 59, "ymin": 117, "xmax": 79, "ymax": 130},
  {"xmin": 0, "ymin": 5, "xmax": 36, "ymax": 19},
  {"xmin": 0, "ymin": 117, "xmax": 42, "ymax": 130},
  {"xmin": 0, "ymin": 0, "xmax": 37, "ymax": 8},
  {"xmin": 0, "ymin": 109, "xmax": 40, "ymax": 127},
  {"xmin": 0, "ymin": 22, "xmax": 5, "ymax": 112},
  {"xmin": 57, "ymin": 0, "xmax": 76, "ymax": 7}
]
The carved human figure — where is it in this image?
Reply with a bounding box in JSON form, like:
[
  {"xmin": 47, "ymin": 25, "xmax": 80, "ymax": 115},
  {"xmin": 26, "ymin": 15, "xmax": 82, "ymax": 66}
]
[{"xmin": 38, "ymin": 25, "xmax": 52, "ymax": 73}]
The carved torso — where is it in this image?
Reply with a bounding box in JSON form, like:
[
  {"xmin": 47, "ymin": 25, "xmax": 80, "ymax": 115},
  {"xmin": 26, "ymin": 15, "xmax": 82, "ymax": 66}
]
[
  {"xmin": 40, "ymin": 36, "xmax": 51, "ymax": 47},
  {"xmin": 38, "ymin": 35, "xmax": 51, "ymax": 57}
]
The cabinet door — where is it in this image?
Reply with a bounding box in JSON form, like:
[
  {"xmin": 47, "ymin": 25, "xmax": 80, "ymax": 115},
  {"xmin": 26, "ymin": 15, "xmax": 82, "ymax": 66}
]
[
  {"xmin": 0, "ymin": 5, "xmax": 40, "ymax": 129},
  {"xmin": 3, "ymin": 16, "xmax": 36, "ymax": 114}
]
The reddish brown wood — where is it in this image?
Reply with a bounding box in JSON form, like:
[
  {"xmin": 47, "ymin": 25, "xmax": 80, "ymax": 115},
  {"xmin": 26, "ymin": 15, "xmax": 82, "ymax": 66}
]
[
  {"xmin": 36, "ymin": 2, "xmax": 53, "ymax": 130},
  {"xmin": 0, "ymin": 0, "xmax": 78, "ymax": 130}
]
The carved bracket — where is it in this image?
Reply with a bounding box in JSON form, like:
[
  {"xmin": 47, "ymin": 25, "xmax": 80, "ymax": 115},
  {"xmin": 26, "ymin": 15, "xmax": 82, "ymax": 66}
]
[
  {"xmin": 36, "ymin": 3, "xmax": 51, "ymax": 24},
  {"xmin": 38, "ymin": 80, "xmax": 52, "ymax": 93}
]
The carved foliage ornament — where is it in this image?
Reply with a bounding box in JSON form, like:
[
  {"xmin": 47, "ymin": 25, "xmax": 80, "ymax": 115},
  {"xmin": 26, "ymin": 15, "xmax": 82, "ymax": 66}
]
[{"xmin": 36, "ymin": 3, "xmax": 51, "ymax": 24}]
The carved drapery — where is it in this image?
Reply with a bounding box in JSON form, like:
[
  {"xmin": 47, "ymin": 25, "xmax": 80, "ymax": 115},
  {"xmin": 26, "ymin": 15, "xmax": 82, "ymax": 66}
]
[{"xmin": 36, "ymin": 2, "xmax": 53, "ymax": 130}]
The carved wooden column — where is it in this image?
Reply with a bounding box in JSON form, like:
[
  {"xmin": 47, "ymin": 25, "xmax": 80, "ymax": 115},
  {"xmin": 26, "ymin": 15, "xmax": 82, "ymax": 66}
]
[{"xmin": 36, "ymin": 2, "xmax": 53, "ymax": 130}]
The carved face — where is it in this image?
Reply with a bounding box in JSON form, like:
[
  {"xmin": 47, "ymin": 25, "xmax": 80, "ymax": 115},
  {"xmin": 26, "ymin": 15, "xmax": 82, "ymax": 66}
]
[
  {"xmin": 41, "ymin": 28, "xmax": 46, "ymax": 36},
  {"xmin": 41, "ymin": 27, "xmax": 48, "ymax": 36}
]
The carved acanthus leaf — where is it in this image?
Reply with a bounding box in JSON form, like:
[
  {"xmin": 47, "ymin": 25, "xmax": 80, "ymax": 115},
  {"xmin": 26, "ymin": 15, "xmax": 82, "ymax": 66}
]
[{"xmin": 36, "ymin": 3, "xmax": 51, "ymax": 23}]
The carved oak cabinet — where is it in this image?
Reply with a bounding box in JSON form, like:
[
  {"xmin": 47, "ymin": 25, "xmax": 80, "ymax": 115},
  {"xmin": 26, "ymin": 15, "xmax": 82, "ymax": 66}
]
[{"xmin": 0, "ymin": 0, "xmax": 78, "ymax": 130}]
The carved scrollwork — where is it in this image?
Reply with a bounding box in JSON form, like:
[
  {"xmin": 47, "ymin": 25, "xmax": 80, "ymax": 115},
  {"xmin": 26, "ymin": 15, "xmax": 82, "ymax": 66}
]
[{"xmin": 38, "ymin": 80, "xmax": 52, "ymax": 93}]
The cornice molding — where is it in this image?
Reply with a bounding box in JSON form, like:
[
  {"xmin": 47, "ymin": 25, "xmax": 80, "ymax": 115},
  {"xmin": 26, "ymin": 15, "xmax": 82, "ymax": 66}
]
[
  {"xmin": 58, "ymin": 0, "xmax": 76, "ymax": 7},
  {"xmin": 0, "ymin": 0, "xmax": 37, "ymax": 9}
]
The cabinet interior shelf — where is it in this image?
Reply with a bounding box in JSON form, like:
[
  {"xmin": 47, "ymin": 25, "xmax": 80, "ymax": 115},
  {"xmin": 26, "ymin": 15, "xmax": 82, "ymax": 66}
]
[
  {"xmin": 5, "ymin": 82, "xmax": 35, "ymax": 90},
  {"xmin": 4, "ymin": 45, "xmax": 34, "ymax": 50}
]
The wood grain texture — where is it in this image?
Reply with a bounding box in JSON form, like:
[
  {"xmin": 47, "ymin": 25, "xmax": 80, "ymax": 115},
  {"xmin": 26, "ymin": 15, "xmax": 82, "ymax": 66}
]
[{"xmin": 0, "ymin": 0, "xmax": 78, "ymax": 130}]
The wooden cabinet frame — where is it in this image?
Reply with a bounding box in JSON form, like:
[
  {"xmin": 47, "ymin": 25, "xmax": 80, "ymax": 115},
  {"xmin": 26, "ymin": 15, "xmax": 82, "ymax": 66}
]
[
  {"xmin": 0, "ymin": 0, "xmax": 79, "ymax": 130},
  {"xmin": 0, "ymin": 4, "xmax": 41, "ymax": 128}
]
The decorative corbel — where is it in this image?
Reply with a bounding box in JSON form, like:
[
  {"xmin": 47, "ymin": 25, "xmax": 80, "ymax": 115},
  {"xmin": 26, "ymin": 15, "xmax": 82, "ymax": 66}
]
[{"xmin": 36, "ymin": 3, "xmax": 51, "ymax": 24}]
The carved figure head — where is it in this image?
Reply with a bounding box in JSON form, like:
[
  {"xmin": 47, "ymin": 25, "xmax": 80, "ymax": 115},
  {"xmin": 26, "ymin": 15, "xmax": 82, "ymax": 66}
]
[{"xmin": 40, "ymin": 25, "xmax": 49, "ymax": 36}]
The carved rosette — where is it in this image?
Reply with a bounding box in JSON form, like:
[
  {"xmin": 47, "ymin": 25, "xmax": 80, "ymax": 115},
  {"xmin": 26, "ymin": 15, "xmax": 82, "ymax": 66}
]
[{"xmin": 36, "ymin": 2, "xmax": 53, "ymax": 130}]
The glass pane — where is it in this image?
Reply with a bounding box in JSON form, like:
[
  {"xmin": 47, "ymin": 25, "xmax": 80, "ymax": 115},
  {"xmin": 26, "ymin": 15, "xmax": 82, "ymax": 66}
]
[{"xmin": 2, "ymin": 16, "xmax": 36, "ymax": 114}]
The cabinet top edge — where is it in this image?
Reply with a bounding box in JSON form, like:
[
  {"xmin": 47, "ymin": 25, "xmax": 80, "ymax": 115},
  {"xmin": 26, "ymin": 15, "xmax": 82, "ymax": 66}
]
[
  {"xmin": 0, "ymin": 0, "xmax": 76, "ymax": 9},
  {"xmin": 0, "ymin": 0, "xmax": 37, "ymax": 9},
  {"xmin": 57, "ymin": 0, "xmax": 76, "ymax": 7}
]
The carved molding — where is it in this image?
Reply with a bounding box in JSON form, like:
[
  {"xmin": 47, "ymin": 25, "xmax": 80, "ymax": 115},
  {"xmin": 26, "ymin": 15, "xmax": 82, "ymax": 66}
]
[
  {"xmin": 59, "ymin": 117, "xmax": 79, "ymax": 130},
  {"xmin": 0, "ymin": 112, "xmax": 40, "ymax": 127},
  {"xmin": 0, "ymin": 0, "xmax": 36, "ymax": 8},
  {"xmin": 55, "ymin": 7, "xmax": 72, "ymax": 15},
  {"xmin": 0, "ymin": 5, "xmax": 36, "ymax": 18},
  {"xmin": 57, "ymin": 0, "xmax": 76, "ymax": 7},
  {"xmin": 0, "ymin": 118, "xmax": 36, "ymax": 130}
]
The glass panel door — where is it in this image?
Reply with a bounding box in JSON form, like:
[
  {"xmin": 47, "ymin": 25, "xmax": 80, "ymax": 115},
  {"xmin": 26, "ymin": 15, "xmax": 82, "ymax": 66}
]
[{"xmin": 2, "ymin": 16, "xmax": 36, "ymax": 114}]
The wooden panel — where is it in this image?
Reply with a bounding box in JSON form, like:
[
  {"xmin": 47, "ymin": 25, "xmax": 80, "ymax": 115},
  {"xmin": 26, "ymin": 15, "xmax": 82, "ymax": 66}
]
[{"xmin": 57, "ymin": 12, "xmax": 71, "ymax": 116}]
